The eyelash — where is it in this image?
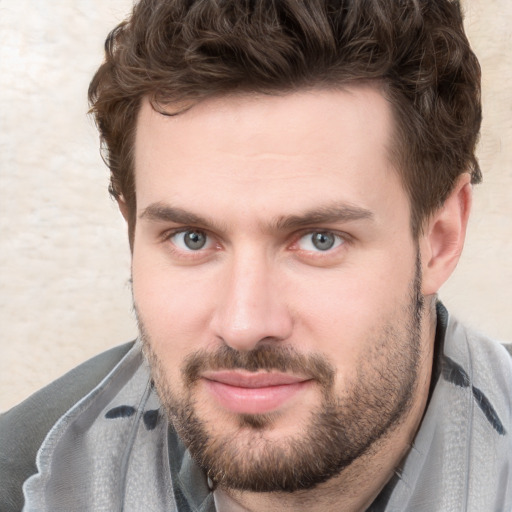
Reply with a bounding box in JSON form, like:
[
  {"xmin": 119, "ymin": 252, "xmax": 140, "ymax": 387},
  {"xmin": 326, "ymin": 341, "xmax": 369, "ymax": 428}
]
[
  {"xmin": 162, "ymin": 228, "xmax": 218, "ymax": 259},
  {"xmin": 293, "ymin": 231, "xmax": 346, "ymax": 252},
  {"xmin": 161, "ymin": 228, "xmax": 350, "ymax": 259}
]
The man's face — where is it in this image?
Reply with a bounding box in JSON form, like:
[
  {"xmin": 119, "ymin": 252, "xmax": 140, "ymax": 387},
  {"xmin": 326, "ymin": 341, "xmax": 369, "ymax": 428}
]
[{"xmin": 132, "ymin": 87, "xmax": 427, "ymax": 491}]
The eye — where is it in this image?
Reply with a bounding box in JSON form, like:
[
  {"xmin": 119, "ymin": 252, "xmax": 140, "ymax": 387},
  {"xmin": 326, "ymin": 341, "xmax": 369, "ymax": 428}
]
[
  {"xmin": 297, "ymin": 231, "xmax": 344, "ymax": 252},
  {"xmin": 170, "ymin": 230, "xmax": 211, "ymax": 251}
]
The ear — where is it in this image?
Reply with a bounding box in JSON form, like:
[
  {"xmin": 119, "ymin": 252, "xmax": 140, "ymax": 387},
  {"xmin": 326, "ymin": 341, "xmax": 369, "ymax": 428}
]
[
  {"xmin": 117, "ymin": 195, "xmax": 130, "ymax": 223},
  {"xmin": 420, "ymin": 173, "xmax": 472, "ymax": 295}
]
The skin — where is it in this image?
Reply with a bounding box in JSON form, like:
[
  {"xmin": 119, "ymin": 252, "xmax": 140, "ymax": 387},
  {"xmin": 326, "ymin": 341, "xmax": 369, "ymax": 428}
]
[{"xmin": 127, "ymin": 85, "xmax": 472, "ymax": 511}]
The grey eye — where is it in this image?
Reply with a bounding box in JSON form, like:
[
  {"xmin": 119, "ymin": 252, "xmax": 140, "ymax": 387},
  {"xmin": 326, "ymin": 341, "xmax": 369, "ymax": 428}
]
[
  {"xmin": 311, "ymin": 232, "xmax": 336, "ymax": 251},
  {"xmin": 183, "ymin": 230, "xmax": 207, "ymax": 250},
  {"xmin": 170, "ymin": 230, "xmax": 210, "ymax": 251},
  {"xmin": 296, "ymin": 231, "xmax": 344, "ymax": 252}
]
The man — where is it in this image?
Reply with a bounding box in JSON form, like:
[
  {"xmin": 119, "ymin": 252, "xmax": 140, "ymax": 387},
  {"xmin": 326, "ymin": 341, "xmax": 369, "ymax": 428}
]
[{"xmin": 1, "ymin": 0, "xmax": 511, "ymax": 510}]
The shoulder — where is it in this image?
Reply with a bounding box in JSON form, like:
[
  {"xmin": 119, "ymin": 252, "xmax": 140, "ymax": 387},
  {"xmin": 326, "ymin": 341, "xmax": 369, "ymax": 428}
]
[
  {"xmin": 453, "ymin": 319, "xmax": 512, "ymax": 379},
  {"xmin": 0, "ymin": 341, "xmax": 135, "ymax": 512},
  {"xmin": 444, "ymin": 315, "xmax": 512, "ymax": 431}
]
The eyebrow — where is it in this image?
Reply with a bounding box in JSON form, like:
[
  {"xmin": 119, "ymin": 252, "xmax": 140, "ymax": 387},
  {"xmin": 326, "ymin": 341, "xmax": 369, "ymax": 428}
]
[
  {"xmin": 139, "ymin": 202, "xmax": 374, "ymax": 232},
  {"xmin": 271, "ymin": 204, "xmax": 374, "ymax": 231},
  {"xmin": 139, "ymin": 203, "xmax": 226, "ymax": 231}
]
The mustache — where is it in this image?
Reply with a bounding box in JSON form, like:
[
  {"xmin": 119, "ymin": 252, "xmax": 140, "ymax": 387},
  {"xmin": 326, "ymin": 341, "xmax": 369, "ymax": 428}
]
[{"xmin": 182, "ymin": 344, "xmax": 335, "ymax": 388}]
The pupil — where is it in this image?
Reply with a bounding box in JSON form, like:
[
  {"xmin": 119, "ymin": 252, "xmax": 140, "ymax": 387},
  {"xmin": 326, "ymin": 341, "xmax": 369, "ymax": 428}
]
[
  {"xmin": 185, "ymin": 231, "xmax": 206, "ymax": 250},
  {"xmin": 312, "ymin": 232, "xmax": 335, "ymax": 251}
]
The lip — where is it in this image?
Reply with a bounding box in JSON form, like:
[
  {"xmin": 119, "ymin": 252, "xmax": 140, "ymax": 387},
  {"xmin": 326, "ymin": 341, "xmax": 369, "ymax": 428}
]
[{"xmin": 201, "ymin": 370, "xmax": 312, "ymax": 415}]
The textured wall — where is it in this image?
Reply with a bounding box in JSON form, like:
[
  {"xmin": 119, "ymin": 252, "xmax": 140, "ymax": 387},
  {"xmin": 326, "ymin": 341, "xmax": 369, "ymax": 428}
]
[{"xmin": 1, "ymin": 0, "xmax": 511, "ymax": 412}]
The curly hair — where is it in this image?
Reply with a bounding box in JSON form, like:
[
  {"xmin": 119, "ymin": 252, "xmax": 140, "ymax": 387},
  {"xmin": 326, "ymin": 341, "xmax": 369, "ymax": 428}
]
[{"xmin": 88, "ymin": 0, "xmax": 481, "ymax": 241}]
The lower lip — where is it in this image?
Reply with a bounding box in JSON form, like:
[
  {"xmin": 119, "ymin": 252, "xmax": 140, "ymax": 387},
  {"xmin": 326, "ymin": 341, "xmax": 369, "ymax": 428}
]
[{"xmin": 203, "ymin": 379, "xmax": 310, "ymax": 415}]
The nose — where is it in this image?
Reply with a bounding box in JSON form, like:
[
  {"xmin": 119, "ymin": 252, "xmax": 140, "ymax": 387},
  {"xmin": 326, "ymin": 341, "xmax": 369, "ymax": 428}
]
[{"xmin": 210, "ymin": 250, "xmax": 293, "ymax": 352}]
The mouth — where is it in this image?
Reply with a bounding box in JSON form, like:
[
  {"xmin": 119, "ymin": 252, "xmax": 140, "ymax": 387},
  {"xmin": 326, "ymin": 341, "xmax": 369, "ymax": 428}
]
[{"xmin": 201, "ymin": 370, "xmax": 313, "ymax": 415}]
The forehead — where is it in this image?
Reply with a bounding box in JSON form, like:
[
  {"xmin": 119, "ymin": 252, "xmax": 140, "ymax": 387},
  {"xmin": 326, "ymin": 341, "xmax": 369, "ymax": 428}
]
[{"xmin": 133, "ymin": 86, "xmax": 406, "ymax": 225}]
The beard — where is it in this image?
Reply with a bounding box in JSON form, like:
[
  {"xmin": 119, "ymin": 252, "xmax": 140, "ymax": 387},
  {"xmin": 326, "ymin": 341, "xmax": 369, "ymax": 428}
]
[{"xmin": 139, "ymin": 261, "xmax": 424, "ymax": 493}]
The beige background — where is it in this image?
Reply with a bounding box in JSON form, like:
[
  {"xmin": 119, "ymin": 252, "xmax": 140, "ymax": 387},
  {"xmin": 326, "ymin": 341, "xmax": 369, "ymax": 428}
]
[{"xmin": 0, "ymin": 0, "xmax": 511, "ymax": 412}]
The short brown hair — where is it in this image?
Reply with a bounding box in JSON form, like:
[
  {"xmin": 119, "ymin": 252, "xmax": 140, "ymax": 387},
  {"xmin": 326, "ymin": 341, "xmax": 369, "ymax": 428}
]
[{"xmin": 88, "ymin": 0, "xmax": 481, "ymax": 241}]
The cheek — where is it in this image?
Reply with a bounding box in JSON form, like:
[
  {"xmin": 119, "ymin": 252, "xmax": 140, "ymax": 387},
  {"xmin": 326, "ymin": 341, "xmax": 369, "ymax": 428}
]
[
  {"xmin": 132, "ymin": 255, "xmax": 220, "ymax": 359},
  {"xmin": 291, "ymin": 257, "xmax": 415, "ymax": 359}
]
